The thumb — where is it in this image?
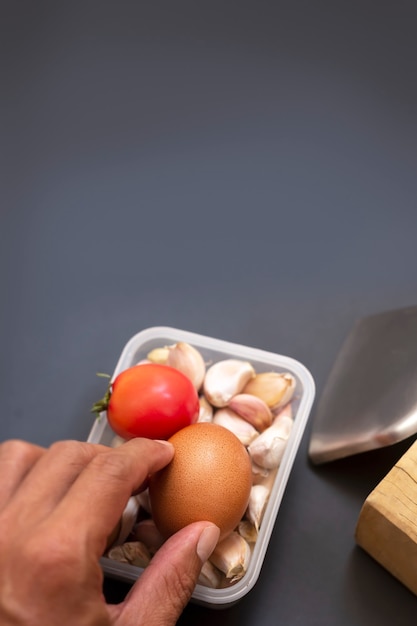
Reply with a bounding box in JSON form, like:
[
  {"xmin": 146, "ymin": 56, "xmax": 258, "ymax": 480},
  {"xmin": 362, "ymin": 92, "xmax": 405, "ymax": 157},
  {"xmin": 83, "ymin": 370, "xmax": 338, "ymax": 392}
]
[{"xmin": 112, "ymin": 522, "xmax": 220, "ymax": 626}]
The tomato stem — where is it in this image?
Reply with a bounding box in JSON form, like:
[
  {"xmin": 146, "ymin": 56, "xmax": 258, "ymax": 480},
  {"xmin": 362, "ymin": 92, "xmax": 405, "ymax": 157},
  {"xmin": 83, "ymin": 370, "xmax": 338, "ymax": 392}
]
[{"xmin": 91, "ymin": 374, "xmax": 112, "ymax": 418}]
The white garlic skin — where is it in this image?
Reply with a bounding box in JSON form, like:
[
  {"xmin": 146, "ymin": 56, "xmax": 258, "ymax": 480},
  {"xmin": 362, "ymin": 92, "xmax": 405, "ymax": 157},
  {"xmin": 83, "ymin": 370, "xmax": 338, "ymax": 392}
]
[
  {"xmin": 246, "ymin": 484, "xmax": 270, "ymax": 531},
  {"xmin": 198, "ymin": 395, "xmax": 214, "ymax": 423},
  {"xmin": 107, "ymin": 541, "xmax": 151, "ymax": 568},
  {"xmin": 209, "ymin": 531, "xmax": 251, "ymax": 582},
  {"xmin": 238, "ymin": 520, "xmax": 258, "ymax": 543},
  {"xmin": 147, "ymin": 342, "xmax": 206, "ymax": 391},
  {"xmin": 248, "ymin": 410, "xmax": 293, "ymax": 470},
  {"xmin": 213, "ymin": 408, "xmax": 259, "ymax": 446},
  {"xmin": 203, "ymin": 359, "xmax": 255, "ymax": 407},
  {"xmin": 198, "ymin": 560, "xmax": 223, "ymax": 589},
  {"xmin": 132, "ymin": 519, "xmax": 164, "ymax": 555}
]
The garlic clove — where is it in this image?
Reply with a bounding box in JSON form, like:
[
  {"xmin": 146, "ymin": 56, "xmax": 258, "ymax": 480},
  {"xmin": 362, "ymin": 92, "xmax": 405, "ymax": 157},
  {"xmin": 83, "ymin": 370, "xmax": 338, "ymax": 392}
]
[
  {"xmin": 238, "ymin": 520, "xmax": 258, "ymax": 543},
  {"xmin": 131, "ymin": 519, "xmax": 164, "ymax": 555},
  {"xmin": 251, "ymin": 459, "xmax": 270, "ymax": 483},
  {"xmin": 210, "ymin": 531, "xmax": 251, "ymax": 582},
  {"xmin": 148, "ymin": 342, "xmax": 206, "ymax": 391},
  {"xmin": 113, "ymin": 495, "xmax": 141, "ymax": 546},
  {"xmin": 146, "ymin": 347, "xmax": 169, "ymax": 364},
  {"xmin": 227, "ymin": 393, "xmax": 272, "ymax": 432},
  {"xmin": 136, "ymin": 488, "xmax": 152, "ymax": 516},
  {"xmin": 213, "ymin": 408, "xmax": 259, "ymax": 446},
  {"xmin": 246, "ymin": 484, "xmax": 270, "ymax": 531},
  {"xmin": 198, "ymin": 560, "xmax": 223, "ymax": 589},
  {"xmin": 107, "ymin": 541, "xmax": 151, "ymax": 568},
  {"xmin": 198, "ymin": 395, "xmax": 213, "ymax": 423},
  {"xmin": 243, "ymin": 372, "xmax": 296, "ymax": 411},
  {"xmin": 248, "ymin": 414, "xmax": 293, "ymax": 470},
  {"xmin": 254, "ymin": 466, "xmax": 278, "ymax": 492},
  {"xmin": 272, "ymin": 401, "xmax": 293, "ymax": 420},
  {"xmin": 204, "ymin": 359, "xmax": 255, "ymax": 408},
  {"xmin": 106, "ymin": 495, "xmax": 141, "ymax": 550},
  {"xmin": 249, "ymin": 435, "xmax": 287, "ymax": 470},
  {"xmin": 167, "ymin": 342, "xmax": 206, "ymax": 390},
  {"xmin": 271, "ymin": 406, "xmax": 294, "ymax": 435}
]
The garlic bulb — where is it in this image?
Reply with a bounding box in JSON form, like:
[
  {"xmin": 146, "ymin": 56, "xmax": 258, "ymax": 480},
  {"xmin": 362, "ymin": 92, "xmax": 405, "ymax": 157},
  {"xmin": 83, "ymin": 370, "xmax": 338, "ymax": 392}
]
[{"xmin": 204, "ymin": 359, "xmax": 255, "ymax": 407}]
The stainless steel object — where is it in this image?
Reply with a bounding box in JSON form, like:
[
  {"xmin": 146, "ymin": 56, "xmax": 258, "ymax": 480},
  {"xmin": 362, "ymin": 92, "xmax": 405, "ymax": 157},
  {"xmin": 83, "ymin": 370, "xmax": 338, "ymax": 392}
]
[{"xmin": 309, "ymin": 306, "xmax": 417, "ymax": 464}]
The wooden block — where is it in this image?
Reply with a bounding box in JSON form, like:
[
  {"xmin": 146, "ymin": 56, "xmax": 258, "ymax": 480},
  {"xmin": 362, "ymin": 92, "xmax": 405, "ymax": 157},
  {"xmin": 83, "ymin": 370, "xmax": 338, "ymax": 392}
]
[{"xmin": 355, "ymin": 439, "xmax": 417, "ymax": 595}]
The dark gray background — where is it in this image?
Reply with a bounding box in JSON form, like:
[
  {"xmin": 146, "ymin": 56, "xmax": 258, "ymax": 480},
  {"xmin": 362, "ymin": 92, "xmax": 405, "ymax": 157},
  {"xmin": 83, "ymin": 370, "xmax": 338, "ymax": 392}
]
[{"xmin": 1, "ymin": 1, "xmax": 417, "ymax": 624}]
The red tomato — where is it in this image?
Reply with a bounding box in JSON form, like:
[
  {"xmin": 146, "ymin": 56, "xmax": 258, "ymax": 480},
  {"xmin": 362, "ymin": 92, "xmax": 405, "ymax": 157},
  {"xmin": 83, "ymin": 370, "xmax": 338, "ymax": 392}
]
[{"xmin": 96, "ymin": 363, "xmax": 199, "ymax": 440}]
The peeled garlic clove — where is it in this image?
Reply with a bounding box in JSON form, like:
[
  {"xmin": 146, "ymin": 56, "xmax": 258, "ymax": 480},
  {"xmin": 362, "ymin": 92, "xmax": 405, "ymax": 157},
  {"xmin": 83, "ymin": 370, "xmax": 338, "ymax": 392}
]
[
  {"xmin": 246, "ymin": 484, "xmax": 270, "ymax": 531},
  {"xmin": 213, "ymin": 408, "xmax": 259, "ymax": 446},
  {"xmin": 210, "ymin": 531, "xmax": 251, "ymax": 582},
  {"xmin": 243, "ymin": 372, "xmax": 296, "ymax": 411},
  {"xmin": 248, "ymin": 416, "xmax": 293, "ymax": 469},
  {"xmin": 198, "ymin": 395, "xmax": 213, "ymax": 423},
  {"xmin": 148, "ymin": 342, "xmax": 206, "ymax": 390},
  {"xmin": 107, "ymin": 541, "xmax": 151, "ymax": 568},
  {"xmin": 204, "ymin": 359, "xmax": 255, "ymax": 408},
  {"xmin": 198, "ymin": 560, "xmax": 222, "ymax": 589},
  {"xmin": 227, "ymin": 393, "xmax": 272, "ymax": 432},
  {"xmin": 132, "ymin": 519, "xmax": 164, "ymax": 555},
  {"xmin": 238, "ymin": 520, "xmax": 258, "ymax": 543}
]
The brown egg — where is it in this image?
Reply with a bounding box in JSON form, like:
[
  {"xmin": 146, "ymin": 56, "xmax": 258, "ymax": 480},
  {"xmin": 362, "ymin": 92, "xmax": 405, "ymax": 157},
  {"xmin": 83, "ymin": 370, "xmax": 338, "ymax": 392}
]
[{"xmin": 148, "ymin": 422, "xmax": 253, "ymax": 541}]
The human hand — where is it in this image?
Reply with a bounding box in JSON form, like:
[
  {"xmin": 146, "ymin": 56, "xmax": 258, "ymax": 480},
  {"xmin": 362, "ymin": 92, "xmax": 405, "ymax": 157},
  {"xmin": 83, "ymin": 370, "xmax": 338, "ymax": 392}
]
[{"xmin": 0, "ymin": 438, "xmax": 220, "ymax": 626}]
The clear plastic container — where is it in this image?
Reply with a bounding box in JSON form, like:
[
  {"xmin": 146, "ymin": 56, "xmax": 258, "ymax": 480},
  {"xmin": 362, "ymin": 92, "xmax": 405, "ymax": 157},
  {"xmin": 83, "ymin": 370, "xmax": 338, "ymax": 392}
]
[{"xmin": 87, "ymin": 326, "xmax": 315, "ymax": 608}]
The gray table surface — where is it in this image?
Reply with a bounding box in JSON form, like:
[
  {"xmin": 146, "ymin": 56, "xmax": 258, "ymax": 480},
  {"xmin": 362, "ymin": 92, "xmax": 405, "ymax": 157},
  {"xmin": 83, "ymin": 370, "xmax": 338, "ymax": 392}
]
[{"xmin": 1, "ymin": 1, "xmax": 417, "ymax": 624}]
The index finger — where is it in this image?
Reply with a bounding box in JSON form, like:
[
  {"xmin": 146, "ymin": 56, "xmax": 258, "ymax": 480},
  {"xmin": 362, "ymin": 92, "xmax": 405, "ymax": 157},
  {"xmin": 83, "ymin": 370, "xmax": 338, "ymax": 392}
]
[{"xmin": 49, "ymin": 438, "xmax": 174, "ymax": 555}]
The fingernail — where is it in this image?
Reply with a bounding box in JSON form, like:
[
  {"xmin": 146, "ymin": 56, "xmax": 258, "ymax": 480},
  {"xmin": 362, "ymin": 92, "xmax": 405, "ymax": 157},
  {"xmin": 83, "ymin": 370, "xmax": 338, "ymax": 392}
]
[
  {"xmin": 196, "ymin": 525, "xmax": 221, "ymax": 562},
  {"xmin": 154, "ymin": 440, "xmax": 174, "ymax": 449}
]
